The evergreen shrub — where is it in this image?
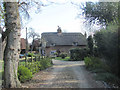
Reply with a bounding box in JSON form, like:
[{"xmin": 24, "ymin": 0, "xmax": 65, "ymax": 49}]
[
  {"xmin": 27, "ymin": 52, "xmax": 35, "ymax": 57},
  {"xmin": 70, "ymin": 48, "xmax": 89, "ymax": 61},
  {"xmin": 60, "ymin": 53, "xmax": 67, "ymax": 59},
  {"xmin": 25, "ymin": 58, "xmax": 52, "ymax": 73},
  {"xmin": 84, "ymin": 56, "xmax": 110, "ymax": 72}
]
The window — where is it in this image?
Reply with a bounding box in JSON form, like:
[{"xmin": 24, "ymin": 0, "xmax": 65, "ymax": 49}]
[
  {"xmin": 50, "ymin": 50, "xmax": 56, "ymax": 55},
  {"xmin": 50, "ymin": 43, "xmax": 55, "ymax": 46},
  {"xmin": 73, "ymin": 42, "xmax": 78, "ymax": 46}
]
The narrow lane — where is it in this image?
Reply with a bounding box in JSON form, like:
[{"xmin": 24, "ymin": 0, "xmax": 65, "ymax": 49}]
[{"xmin": 22, "ymin": 60, "xmax": 105, "ymax": 88}]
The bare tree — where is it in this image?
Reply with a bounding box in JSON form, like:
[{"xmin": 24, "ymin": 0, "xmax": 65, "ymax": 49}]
[{"xmin": 28, "ymin": 28, "xmax": 40, "ymax": 52}]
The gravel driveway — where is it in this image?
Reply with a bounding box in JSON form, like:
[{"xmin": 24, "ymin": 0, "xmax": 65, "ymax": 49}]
[{"xmin": 22, "ymin": 59, "xmax": 105, "ymax": 88}]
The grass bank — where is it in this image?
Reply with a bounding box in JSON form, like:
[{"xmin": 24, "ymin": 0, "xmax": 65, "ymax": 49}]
[{"xmin": 84, "ymin": 56, "xmax": 120, "ymax": 88}]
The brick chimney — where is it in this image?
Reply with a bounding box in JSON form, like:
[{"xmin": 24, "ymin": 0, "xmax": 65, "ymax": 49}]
[{"xmin": 57, "ymin": 26, "xmax": 62, "ymax": 34}]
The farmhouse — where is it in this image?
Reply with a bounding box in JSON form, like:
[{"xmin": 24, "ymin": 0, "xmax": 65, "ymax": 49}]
[{"xmin": 41, "ymin": 26, "xmax": 87, "ymax": 56}]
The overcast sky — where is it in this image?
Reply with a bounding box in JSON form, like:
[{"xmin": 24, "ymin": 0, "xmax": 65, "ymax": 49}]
[{"xmin": 20, "ymin": 0, "xmax": 98, "ymax": 43}]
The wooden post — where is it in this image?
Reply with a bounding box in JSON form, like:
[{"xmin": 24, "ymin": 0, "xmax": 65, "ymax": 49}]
[
  {"xmin": 39, "ymin": 47, "xmax": 41, "ymax": 61},
  {"xmin": 25, "ymin": 27, "xmax": 28, "ymax": 63},
  {"xmin": 31, "ymin": 56, "xmax": 32, "ymax": 62},
  {"xmin": 35, "ymin": 56, "xmax": 37, "ymax": 62}
]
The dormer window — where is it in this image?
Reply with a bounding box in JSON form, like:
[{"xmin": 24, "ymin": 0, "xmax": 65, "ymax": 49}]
[
  {"xmin": 73, "ymin": 42, "xmax": 78, "ymax": 46},
  {"xmin": 50, "ymin": 43, "xmax": 55, "ymax": 46}
]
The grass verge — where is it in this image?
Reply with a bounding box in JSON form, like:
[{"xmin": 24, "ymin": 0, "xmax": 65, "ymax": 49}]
[{"xmin": 55, "ymin": 57, "xmax": 70, "ymax": 61}]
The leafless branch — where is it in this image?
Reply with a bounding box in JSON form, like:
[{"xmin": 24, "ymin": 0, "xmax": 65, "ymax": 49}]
[{"xmin": 18, "ymin": 2, "xmax": 27, "ymax": 7}]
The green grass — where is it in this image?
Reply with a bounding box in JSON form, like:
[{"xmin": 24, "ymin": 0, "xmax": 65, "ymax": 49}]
[
  {"xmin": 0, "ymin": 60, "xmax": 3, "ymax": 62},
  {"xmin": 55, "ymin": 57, "xmax": 70, "ymax": 61},
  {"xmin": 19, "ymin": 61, "xmax": 26, "ymax": 66},
  {"xmin": 19, "ymin": 57, "xmax": 35, "ymax": 61},
  {"xmin": 0, "ymin": 61, "xmax": 4, "ymax": 74}
]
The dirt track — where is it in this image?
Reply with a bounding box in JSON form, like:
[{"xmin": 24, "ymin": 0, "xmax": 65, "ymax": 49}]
[{"xmin": 22, "ymin": 60, "xmax": 105, "ymax": 88}]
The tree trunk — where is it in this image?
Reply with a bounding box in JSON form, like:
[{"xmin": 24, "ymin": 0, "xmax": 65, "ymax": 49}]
[
  {"xmin": 3, "ymin": 2, "xmax": 21, "ymax": 88},
  {"xmin": 0, "ymin": 27, "xmax": 2, "ymax": 60},
  {"xmin": 31, "ymin": 38, "xmax": 34, "ymax": 52},
  {"xmin": 0, "ymin": 27, "xmax": 2, "ymax": 87}
]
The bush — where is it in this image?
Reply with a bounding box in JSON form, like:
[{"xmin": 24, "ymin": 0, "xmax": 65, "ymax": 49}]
[
  {"xmin": 94, "ymin": 23, "xmax": 119, "ymax": 77},
  {"xmin": 18, "ymin": 58, "xmax": 52, "ymax": 83},
  {"xmin": 26, "ymin": 62, "xmax": 40, "ymax": 74},
  {"xmin": 84, "ymin": 56, "xmax": 120, "ymax": 86},
  {"xmin": 40, "ymin": 58, "xmax": 52, "ymax": 70},
  {"xmin": 18, "ymin": 66, "xmax": 33, "ymax": 83},
  {"xmin": 60, "ymin": 53, "xmax": 67, "ymax": 59},
  {"xmin": 96, "ymin": 73, "xmax": 120, "ymax": 86},
  {"xmin": 70, "ymin": 48, "xmax": 89, "ymax": 61},
  {"xmin": 84, "ymin": 56, "xmax": 110, "ymax": 72},
  {"xmin": 84, "ymin": 57, "xmax": 92, "ymax": 68},
  {"xmin": 93, "ymin": 46, "xmax": 99, "ymax": 57},
  {"xmin": 0, "ymin": 71, "xmax": 4, "ymax": 80},
  {"xmin": 25, "ymin": 58, "xmax": 52, "ymax": 74},
  {"xmin": 56, "ymin": 49, "xmax": 61, "ymax": 57},
  {"xmin": 87, "ymin": 35, "xmax": 93, "ymax": 55},
  {"xmin": 27, "ymin": 52, "xmax": 35, "ymax": 57}
]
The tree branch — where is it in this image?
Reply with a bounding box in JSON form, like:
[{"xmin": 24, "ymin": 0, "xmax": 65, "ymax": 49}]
[
  {"xmin": 2, "ymin": 29, "xmax": 9, "ymax": 42},
  {"xmin": 18, "ymin": 1, "xmax": 27, "ymax": 7}
]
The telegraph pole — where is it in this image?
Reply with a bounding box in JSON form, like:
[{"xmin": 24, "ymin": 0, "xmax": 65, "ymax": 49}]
[{"xmin": 25, "ymin": 27, "xmax": 28, "ymax": 63}]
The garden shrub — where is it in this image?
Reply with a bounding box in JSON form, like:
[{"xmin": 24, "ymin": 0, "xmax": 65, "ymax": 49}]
[
  {"xmin": 26, "ymin": 62, "xmax": 39, "ymax": 74},
  {"xmin": 93, "ymin": 47, "xmax": 99, "ymax": 57},
  {"xmin": 18, "ymin": 57, "xmax": 52, "ymax": 83},
  {"xmin": 56, "ymin": 49, "xmax": 61, "ymax": 57},
  {"xmin": 70, "ymin": 48, "xmax": 89, "ymax": 61},
  {"xmin": 25, "ymin": 58, "xmax": 52, "ymax": 73},
  {"xmin": 0, "ymin": 71, "xmax": 4, "ymax": 80},
  {"xmin": 84, "ymin": 56, "xmax": 110, "ymax": 72},
  {"xmin": 94, "ymin": 23, "xmax": 119, "ymax": 78},
  {"xmin": 87, "ymin": 35, "xmax": 93, "ymax": 55},
  {"xmin": 18, "ymin": 65, "xmax": 33, "ymax": 83},
  {"xmin": 84, "ymin": 57, "xmax": 92, "ymax": 68},
  {"xmin": 60, "ymin": 53, "xmax": 67, "ymax": 59},
  {"xmin": 27, "ymin": 52, "xmax": 35, "ymax": 57},
  {"xmin": 96, "ymin": 73, "xmax": 120, "ymax": 86},
  {"xmin": 91, "ymin": 68, "xmax": 106, "ymax": 73},
  {"xmin": 84, "ymin": 56, "xmax": 120, "ymax": 86},
  {"xmin": 40, "ymin": 58, "xmax": 52, "ymax": 69}
]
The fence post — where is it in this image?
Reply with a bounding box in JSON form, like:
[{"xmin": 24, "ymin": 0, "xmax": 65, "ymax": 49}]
[
  {"xmin": 39, "ymin": 55, "xmax": 40, "ymax": 61},
  {"xmin": 35, "ymin": 56, "xmax": 37, "ymax": 62},
  {"xmin": 31, "ymin": 56, "xmax": 33, "ymax": 62}
]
